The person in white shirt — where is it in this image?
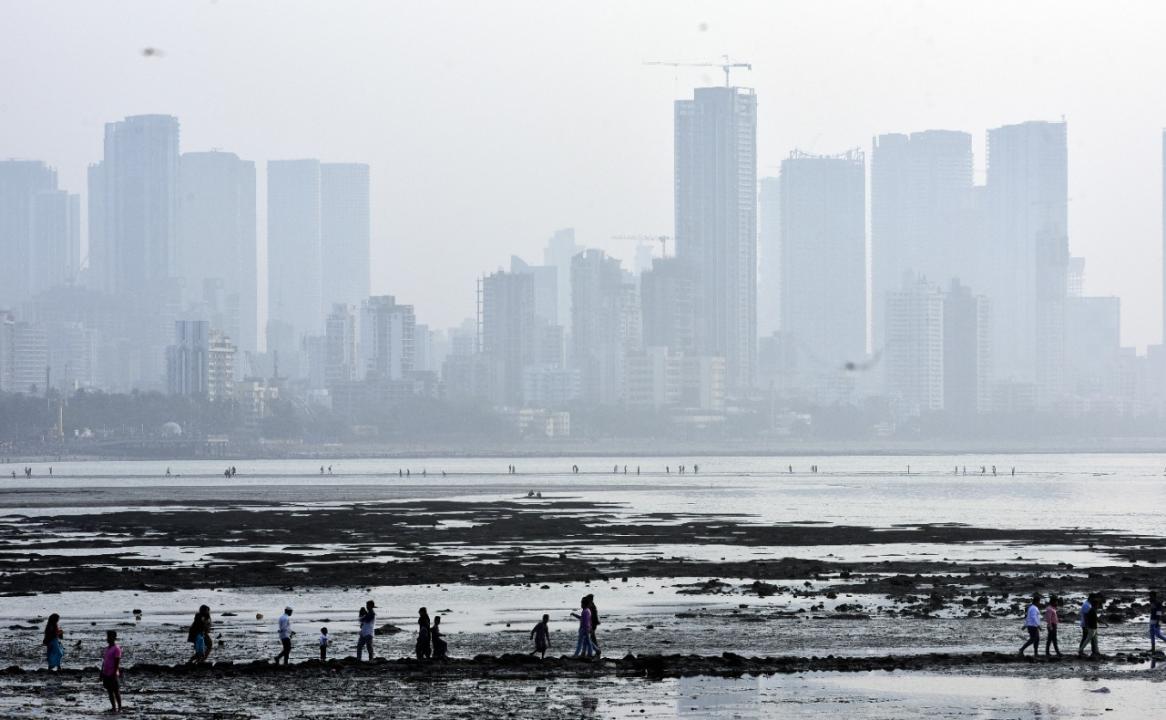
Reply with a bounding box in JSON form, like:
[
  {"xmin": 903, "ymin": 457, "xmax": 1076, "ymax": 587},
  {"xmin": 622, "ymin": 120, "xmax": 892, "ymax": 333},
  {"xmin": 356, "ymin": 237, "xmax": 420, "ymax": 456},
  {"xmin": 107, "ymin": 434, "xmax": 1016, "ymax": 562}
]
[
  {"xmin": 357, "ymin": 600, "xmax": 377, "ymax": 661},
  {"xmin": 275, "ymin": 607, "xmax": 293, "ymax": 665},
  {"xmin": 1019, "ymin": 593, "xmax": 1042, "ymax": 659}
]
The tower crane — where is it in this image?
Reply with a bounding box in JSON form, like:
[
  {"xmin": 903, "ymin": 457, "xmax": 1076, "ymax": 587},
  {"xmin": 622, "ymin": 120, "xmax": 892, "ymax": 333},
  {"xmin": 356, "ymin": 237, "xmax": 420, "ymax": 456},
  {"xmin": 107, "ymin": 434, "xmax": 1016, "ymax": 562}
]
[{"xmin": 643, "ymin": 55, "xmax": 752, "ymax": 87}]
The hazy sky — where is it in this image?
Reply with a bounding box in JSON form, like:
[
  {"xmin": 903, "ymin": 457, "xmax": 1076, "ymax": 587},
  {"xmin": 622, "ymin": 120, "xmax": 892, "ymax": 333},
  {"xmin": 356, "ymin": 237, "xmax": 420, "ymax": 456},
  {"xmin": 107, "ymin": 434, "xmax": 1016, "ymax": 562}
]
[{"xmin": 3, "ymin": 0, "xmax": 1165, "ymax": 347}]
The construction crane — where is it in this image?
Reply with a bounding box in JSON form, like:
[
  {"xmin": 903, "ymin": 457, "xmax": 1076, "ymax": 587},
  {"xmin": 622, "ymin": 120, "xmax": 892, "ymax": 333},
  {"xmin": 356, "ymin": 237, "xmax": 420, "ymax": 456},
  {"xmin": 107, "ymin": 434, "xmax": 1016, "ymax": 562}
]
[
  {"xmin": 612, "ymin": 234, "xmax": 671, "ymax": 258},
  {"xmin": 644, "ymin": 55, "xmax": 752, "ymax": 87}
]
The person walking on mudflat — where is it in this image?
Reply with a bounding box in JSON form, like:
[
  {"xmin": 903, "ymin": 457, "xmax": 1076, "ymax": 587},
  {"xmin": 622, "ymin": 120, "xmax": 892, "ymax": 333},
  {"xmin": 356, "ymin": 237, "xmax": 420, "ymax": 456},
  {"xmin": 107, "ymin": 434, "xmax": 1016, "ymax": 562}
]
[
  {"xmin": 100, "ymin": 630, "xmax": 123, "ymax": 713},
  {"xmin": 571, "ymin": 599, "xmax": 595, "ymax": 658},
  {"xmin": 1019, "ymin": 593, "xmax": 1042, "ymax": 659},
  {"xmin": 188, "ymin": 608, "xmax": 208, "ymax": 664},
  {"xmin": 583, "ymin": 594, "xmax": 601, "ymax": 658},
  {"xmin": 275, "ymin": 606, "xmax": 294, "ymax": 665},
  {"xmin": 431, "ymin": 616, "xmax": 448, "ymax": 659},
  {"xmin": 1044, "ymin": 596, "xmax": 1062, "ymax": 657},
  {"xmin": 1078, "ymin": 594, "xmax": 1102, "ymax": 658},
  {"xmin": 43, "ymin": 613, "xmax": 64, "ymax": 670},
  {"xmin": 416, "ymin": 607, "xmax": 432, "ymax": 660},
  {"xmin": 1044, "ymin": 595, "xmax": 1063, "ymax": 658},
  {"xmin": 357, "ymin": 600, "xmax": 376, "ymax": 661},
  {"xmin": 530, "ymin": 614, "xmax": 550, "ymax": 658},
  {"xmin": 1148, "ymin": 591, "xmax": 1166, "ymax": 654}
]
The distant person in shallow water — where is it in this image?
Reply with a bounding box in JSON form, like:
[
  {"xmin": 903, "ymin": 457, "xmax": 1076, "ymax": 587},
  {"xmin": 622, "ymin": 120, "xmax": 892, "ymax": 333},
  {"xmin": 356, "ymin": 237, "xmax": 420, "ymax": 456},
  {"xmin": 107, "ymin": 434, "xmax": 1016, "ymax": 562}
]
[
  {"xmin": 43, "ymin": 613, "xmax": 63, "ymax": 670},
  {"xmin": 1019, "ymin": 593, "xmax": 1042, "ymax": 658},
  {"xmin": 431, "ymin": 616, "xmax": 448, "ymax": 659},
  {"xmin": 530, "ymin": 614, "xmax": 550, "ymax": 658},
  {"xmin": 416, "ymin": 607, "xmax": 432, "ymax": 659}
]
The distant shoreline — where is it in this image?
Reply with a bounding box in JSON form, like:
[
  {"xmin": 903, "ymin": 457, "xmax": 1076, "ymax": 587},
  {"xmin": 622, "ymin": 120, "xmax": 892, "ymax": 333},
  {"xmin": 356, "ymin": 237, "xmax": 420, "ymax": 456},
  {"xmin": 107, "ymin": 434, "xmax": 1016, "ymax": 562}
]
[{"xmin": 6, "ymin": 437, "xmax": 1166, "ymax": 463}]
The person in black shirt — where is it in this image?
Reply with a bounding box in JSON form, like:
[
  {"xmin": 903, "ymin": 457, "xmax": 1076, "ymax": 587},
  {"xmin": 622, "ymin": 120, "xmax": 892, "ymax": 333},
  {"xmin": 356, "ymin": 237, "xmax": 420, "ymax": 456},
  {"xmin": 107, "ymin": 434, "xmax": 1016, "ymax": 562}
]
[{"xmin": 1149, "ymin": 591, "xmax": 1165, "ymax": 654}]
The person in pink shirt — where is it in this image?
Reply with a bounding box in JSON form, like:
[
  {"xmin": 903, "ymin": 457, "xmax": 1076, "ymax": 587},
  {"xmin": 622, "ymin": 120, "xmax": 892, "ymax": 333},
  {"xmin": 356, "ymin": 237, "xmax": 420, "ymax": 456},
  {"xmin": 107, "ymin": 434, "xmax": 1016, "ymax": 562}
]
[
  {"xmin": 1044, "ymin": 595, "xmax": 1062, "ymax": 657},
  {"xmin": 100, "ymin": 630, "xmax": 123, "ymax": 713}
]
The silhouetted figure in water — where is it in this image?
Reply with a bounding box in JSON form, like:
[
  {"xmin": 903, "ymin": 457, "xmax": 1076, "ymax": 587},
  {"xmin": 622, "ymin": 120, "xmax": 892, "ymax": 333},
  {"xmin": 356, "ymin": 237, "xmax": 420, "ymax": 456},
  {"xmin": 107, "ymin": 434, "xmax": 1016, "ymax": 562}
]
[
  {"xmin": 320, "ymin": 466, "xmax": 325, "ymax": 475},
  {"xmin": 666, "ymin": 466, "xmax": 670, "ymax": 474},
  {"xmin": 1011, "ymin": 467, "xmax": 1015, "ymax": 476},
  {"xmin": 442, "ymin": 471, "xmax": 446, "ymax": 477},
  {"xmin": 431, "ymin": 616, "xmax": 448, "ymax": 659},
  {"xmin": 1019, "ymin": 593, "xmax": 1042, "ymax": 658},
  {"xmin": 399, "ymin": 469, "xmax": 403, "ymax": 477},
  {"xmin": 693, "ymin": 464, "xmax": 698, "ymax": 474},
  {"xmin": 992, "ymin": 465, "xmax": 997, "ymax": 476},
  {"xmin": 636, "ymin": 466, "xmax": 640, "ymax": 475},
  {"xmin": 789, "ymin": 465, "xmax": 793, "ymax": 474},
  {"xmin": 416, "ymin": 608, "xmax": 432, "ymax": 659},
  {"xmin": 407, "ymin": 469, "xmax": 410, "ymax": 477},
  {"xmin": 572, "ymin": 465, "xmax": 578, "ymax": 474},
  {"xmin": 530, "ymin": 613, "xmax": 550, "ymax": 658},
  {"xmin": 328, "ymin": 465, "xmax": 332, "ymax": 474},
  {"xmin": 536, "ymin": 491, "xmax": 542, "ymax": 498}
]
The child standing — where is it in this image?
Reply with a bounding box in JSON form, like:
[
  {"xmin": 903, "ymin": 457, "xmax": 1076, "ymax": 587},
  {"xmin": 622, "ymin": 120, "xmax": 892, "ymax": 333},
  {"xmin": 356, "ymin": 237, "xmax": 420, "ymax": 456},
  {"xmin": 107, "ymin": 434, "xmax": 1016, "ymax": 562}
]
[
  {"xmin": 319, "ymin": 627, "xmax": 330, "ymax": 661},
  {"xmin": 530, "ymin": 614, "xmax": 550, "ymax": 658},
  {"xmin": 100, "ymin": 630, "xmax": 123, "ymax": 713},
  {"xmin": 1044, "ymin": 595, "xmax": 1061, "ymax": 657}
]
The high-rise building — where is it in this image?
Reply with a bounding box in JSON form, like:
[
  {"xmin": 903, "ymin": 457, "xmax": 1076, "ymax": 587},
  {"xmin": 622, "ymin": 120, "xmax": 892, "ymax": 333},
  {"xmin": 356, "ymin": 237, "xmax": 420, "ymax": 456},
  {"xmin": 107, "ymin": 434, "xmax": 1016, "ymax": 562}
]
[
  {"xmin": 758, "ymin": 176, "xmax": 781, "ymax": 336},
  {"xmin": 177, "ymin": 151, "xmax": 258, "ymax": 355},
  {"xmin": 481, "ymin": 270, "xmax": 536, "ymax": 406},
  {"xmin": 86, "ymin": 115, "xmax": 181, "ymax": 390},
  {"xmin": 870, "ymin": 130, "xmax": 974, "ymax": 352},
  {"xmin": 360, "ymin": 295, "xmax": 415, "ymax": 382},
  {"xmin": 1065, "ymin": 296, "xmax": 1121, "ymax": 397},
  {"xmin": 45, "ymin": 321, "xmax": 98, "ymax": 392},
  {"xmin": 985, "ymin": 120, "xmax": 1069, "ymax": 404},
  {"xmin": 543, "ymin": 228, "xmax": 581, "ymax": 334},
  {"xmin": 884, "ymin": 277, "xmax": 945, "ymax": 416},
  {"xmin": 778, "ymin": 150, "xmax": 866, "ymax": 385},
  {"xmin": 167, "ymin": 319, "xmax": 234, "ymax": 400},
  {"xmin": 571, "ymin": 249, "xmax": 630, "ymax": 405},
  {"xmin": 0, "ymin": 160, "xmax": 60, "ymax": 306},
  {"xmin": 943, "ymin": 280, "xmax": 992, "ymax": 415},
  {"xmin": 29, "ymin": 190, "xmax": 80, "ymax": 296},
  {"xmin": 640, "ymin": 257, "xmax": 696, "ymax": 354},
  {"xmin": 0, "ymin": 314, "xmax": 48, "ymax": 394},
  {"xmin": 91, "ymin": 115, "xmax": 180, "ymax": 296},
  {"xmin": 510, "ymin": 256, "xmax": 558, "ymax": 326},
  {"xmin": 321, "ymin": 163, "xmax": 370, "ymax": 310},
  {"xmin": 674, "ymin": 86, "xmax": 757, "ymax": 391},
  {"xmin": 324, "ymin": 304, "xmax": 358, "ymax": 386},
  {"xmin": 268, "ymin": 159, "xmax": 322, "ymax": 350}
]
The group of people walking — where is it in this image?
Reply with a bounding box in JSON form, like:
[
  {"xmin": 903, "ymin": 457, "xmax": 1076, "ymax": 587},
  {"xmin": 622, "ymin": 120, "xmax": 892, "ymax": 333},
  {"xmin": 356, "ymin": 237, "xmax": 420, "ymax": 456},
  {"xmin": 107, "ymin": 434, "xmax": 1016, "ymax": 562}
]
[{"xmin": 1019, "ymin": 590, "xmax": 1165, "ymax": 659}]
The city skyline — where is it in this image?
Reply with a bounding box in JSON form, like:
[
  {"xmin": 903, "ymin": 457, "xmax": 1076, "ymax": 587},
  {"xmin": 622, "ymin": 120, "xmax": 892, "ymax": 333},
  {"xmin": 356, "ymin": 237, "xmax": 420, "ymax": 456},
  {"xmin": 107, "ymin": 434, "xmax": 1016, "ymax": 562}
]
[{"xmin": 4, "ymin": 1, "xmax": 1166, "ymax": 349}]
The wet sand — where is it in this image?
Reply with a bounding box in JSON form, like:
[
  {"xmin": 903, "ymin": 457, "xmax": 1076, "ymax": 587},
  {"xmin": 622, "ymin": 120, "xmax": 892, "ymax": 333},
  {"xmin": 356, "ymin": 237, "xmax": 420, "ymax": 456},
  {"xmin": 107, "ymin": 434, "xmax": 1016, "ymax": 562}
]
[{"xmin": 5, "ymin": 459, "xmax": 1166, "ymax": 717}]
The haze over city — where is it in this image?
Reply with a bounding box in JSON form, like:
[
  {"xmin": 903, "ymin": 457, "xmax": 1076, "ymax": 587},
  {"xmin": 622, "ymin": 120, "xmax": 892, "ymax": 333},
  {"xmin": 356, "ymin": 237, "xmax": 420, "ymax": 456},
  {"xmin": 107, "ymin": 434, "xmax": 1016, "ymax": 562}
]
[{"xmin": 3, "ymin": 0, "xmax": 1166, "ymax": 347}]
